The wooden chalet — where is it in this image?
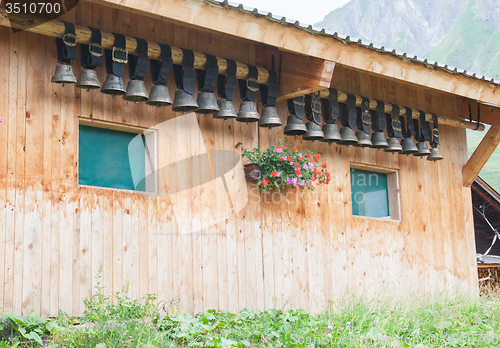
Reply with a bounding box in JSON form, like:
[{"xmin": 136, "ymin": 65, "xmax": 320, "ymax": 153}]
[{"xmin": 0, "ymin": 0, "xmax": 499, "ymax": 316}]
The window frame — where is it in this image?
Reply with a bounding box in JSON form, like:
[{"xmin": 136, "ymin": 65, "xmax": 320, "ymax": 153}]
[
  {"xmin": 78, "ymin": 117, "xmax": 158, "ymax": 195},
  {"xmin": 350, "ymin": 162, "xmax": 401, "ymax": 221}
]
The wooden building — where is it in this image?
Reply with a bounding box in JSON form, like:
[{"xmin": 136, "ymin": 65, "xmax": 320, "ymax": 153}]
[{"xmin": 0, "ymin": 0, "xmax": 499, "ymax": 317}]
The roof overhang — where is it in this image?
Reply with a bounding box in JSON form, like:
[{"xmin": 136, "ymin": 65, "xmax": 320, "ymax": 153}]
[{"xmin": 88, "ymin": 0, "xmax": 500, "ymax": 110}]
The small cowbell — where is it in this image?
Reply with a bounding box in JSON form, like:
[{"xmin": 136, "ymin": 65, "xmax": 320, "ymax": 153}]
[
  {"xmin": 146, "ymin": 85, "xmax": 173, "ymax": 108},
  {"xmin": 400, "ymin": 137, "xmax": 418, "ymax": 155},
  {"xmin": 338, "ymin": 127, "xmax": 358, "ymax": 146},
  {"xmin": 101, "ymin": 73, "xmax": 126, "ymax": 96},
  {"xmin": 236, "ymin": 101, "xmax": 260, "ymax": 123},
  {"xmin": 172, "ymin": 89, "xmax": 198, "ymax": 113},
  {"xmin": 259, "ymin": 106, "xmax": 282, "ymax": 128},
  {"xmin": 384, "ymin": 138, "xmax": 403, "ymax": 153},
  {"xmin": 427, "ymin": 147, "xmax": 443, "ymax": 162},
  {"xmin": 214, "ymin": 98, "xmax": 237, "ymax": 120},
  {"xmin": 51, "ymin": 64, "xmax": 77, "ymax": 86},
  {"xmin": 303, "ymin": 122, "xmax": 324, "ymax": 141},
  {"xmin": 370, "ymin": 131, "xmax": 389, "ymax": 149},
  {"xmin": 123, "ymin": 80, "xmax": 149, "ymax": 103},
  {"xmin": 196, "ymin": 92, "xmax": 219, "ymax": 114},
  {"xmin": 283, "ymin": 114, "xmax": 307, "ymax": 136},
  {"xmin": 414, "ymin": 141, "xmax": 431, "ymax": 157},
  {"xmin": 319, "ymin": 124, "xmax": 341, "ymax": 143},
  {"xmin": 76, "ymin": 69, "xmax": 100, "ymax": 91},
  {"xmin": 354, "ymin": 130, "xmax": 372, "ymax": 147}
]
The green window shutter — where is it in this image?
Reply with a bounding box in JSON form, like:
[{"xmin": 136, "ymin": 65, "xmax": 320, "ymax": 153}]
[
  {"xmin": 351, "ymin": 168, "xmax": 389, "ymax": 218},
  {"xmin": 78, "ymin": 125, "xmax": 146, "ymax": 191}
]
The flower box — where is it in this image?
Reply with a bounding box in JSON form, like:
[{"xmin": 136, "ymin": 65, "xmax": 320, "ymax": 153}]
[{"xmin": 244, "ymin": 163, "xmax": 262, "ymax": 180}]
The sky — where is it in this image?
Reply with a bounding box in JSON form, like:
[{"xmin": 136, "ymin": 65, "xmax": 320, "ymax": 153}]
[{"xmin": 235, "ymin": 0, "xmax": 351, "ymax": 26}]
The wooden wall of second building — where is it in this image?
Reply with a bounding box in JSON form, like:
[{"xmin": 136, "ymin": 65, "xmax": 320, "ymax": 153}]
[{"xmin": 0, "ymin": 1, "xmax": 477, "ymax": 317}]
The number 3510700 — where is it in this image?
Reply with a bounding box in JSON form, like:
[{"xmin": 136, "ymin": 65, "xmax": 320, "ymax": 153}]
[{"xmin": 5, "ymin": 2, "xmax": 61, "ymax": 14}]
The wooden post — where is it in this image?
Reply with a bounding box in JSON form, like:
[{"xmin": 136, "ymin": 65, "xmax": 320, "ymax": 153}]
[
  {"xmin": 462, "ymin": 125, "xmax": 500, "ymax": 187},
  {"xmin": 319, "ymin": 89, "xmax": 485, "ymax": 132}
]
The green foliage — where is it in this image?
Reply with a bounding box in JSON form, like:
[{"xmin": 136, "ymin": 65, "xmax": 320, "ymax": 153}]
[
  {"xmin": 0, "ymin": 312, "xmax": 58, "ymax": 347},
  {"xmin": 238, "ymin": 138, "xmax": 330, "ymax": 191}
]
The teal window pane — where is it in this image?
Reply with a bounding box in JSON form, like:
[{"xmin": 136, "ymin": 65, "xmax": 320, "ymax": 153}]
[
  {"xmin": 351, "ymin": 168, "xmax": 389, "ymax": 218},
  {"xmin": 79, "ymin": 125, "xmax": 145, "ymax": 191}
]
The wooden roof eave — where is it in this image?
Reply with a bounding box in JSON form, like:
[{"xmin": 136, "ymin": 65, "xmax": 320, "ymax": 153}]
[{"xmin": 88, "ymin": 0, "xmax": 500, "ymax": 116}]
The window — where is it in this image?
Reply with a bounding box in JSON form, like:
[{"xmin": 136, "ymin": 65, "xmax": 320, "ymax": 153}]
[
  {"xmin": 78, "ymin": 120, "xmax": 157, "ymax": 193},
  {"xmin": 350, "ymin": 164, "xmax": 400, "ymax": 220}
]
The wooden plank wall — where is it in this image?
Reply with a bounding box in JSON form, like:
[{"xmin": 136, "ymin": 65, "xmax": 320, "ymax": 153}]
[{"xmin": 0, "ymin": 2, "xmax": 477, "ymax": 317}]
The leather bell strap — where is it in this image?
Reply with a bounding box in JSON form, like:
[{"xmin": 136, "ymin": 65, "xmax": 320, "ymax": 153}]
[
  {"xmin": 150, "ymin": 44, "xmax": 173, "ymax": 86},
  {"xmin": 431, "ymin": 113, "xmax": 440, "ymax": 147},
  {"xmin": 419, "ymin": 111, "xmax": 431, "ymax": 142},
  {"xmin": 305, "ymin": 92, "xmax": 322, "ymax": 125},
  {"xmin": 371, "ymin": 100, "xmax": 386, "ymax": 132},
  {"xmin": 346, "ymin": 93, "xmax": 357, "ymax": 129},
  {"xmin": 56, "ymin": 21, "xmax": 78, "ymax": 64},
  {"xmin": 357, "ymin": 97, "xmax": 371, "ymax": 134},
  {"xmin": 386, "ymin": 105, "xmax": 402, "ymax": 138},
  {"xmin": 324, "ymin": 88, "xmax": 339, "ymax": 124},
  {"xmin": 217, "ymin": 59, "xmax": 237, "ymax": 101},
  {"xmin": 287, "ymin": 96, "xmax": 306, "ymax": 120},
  {"xmin": 238, "ymin": 65, "xmax": 259, "ymax": 102},
  {"xmin": 81, "ymin": 28, "xmax": 103, "ymax": 69},
  {"xmin": 197, "ymin": 54, "xmax": 218, "ymax": 93},
  {"xmin": 405, "ymin": 107, "xmax": 416, "ymax": 138},
  {"xmin": 259, "ymin": 70, "xmax": 279, "ymax": 107},
  {"xmin": 129, "ymin": 38, "xmax": 149, "ymax": 80},
  {"xmin": 105, "ymin": 33, "xmax": 127, "ymax": 78},
  {"xmin": 321, "ymin": 98, "xmax": 330, "ymax": 125},
  {"xmin": 174, "ymin": 49, "xmax": 196, "ymax": 95},
  {"xmin": 413, "ymin": 119, "xmax": 421, "ymax": 142}
]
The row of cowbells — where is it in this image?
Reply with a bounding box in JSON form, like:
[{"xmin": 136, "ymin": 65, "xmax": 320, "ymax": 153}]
[
  {"xmin": 283, "ymin": 114, "xmax": 442, "ymax": 161},
  {"xmin": 52, "ymin": 65, "xmax": 283, "ymax": 127}
]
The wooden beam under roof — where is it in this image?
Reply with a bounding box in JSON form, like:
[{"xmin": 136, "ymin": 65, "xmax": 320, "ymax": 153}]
[
  {"xmin": 463, "ymin": 125, "xmax": 500, "ymax": 187},
  {"xmin": 87, "ymin": 0, "xmax": 500, "ymax": 110}
]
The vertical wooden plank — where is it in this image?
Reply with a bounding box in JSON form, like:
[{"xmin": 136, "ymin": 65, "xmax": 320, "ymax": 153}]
[
  {"xmin": 0, "ymin": 26, "xmax": 11, "ymax": 312},
  {"xmin": 122, "ymin": 195, "xmax": 132, "ymax": 295},
  {"xmin": 112, "ymin": 191, "xmax": 123, "ymax": 299},
  {"xmin": 22, "ymin": 30, "xmax": 47, "ymax": 314},
  {"xmin": 13, "ymin": 30, "xmax": 27, "ymax": 314}
]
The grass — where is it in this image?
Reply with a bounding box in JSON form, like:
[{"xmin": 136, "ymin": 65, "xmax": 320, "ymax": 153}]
[{"xmin": 3, "ymin": 274, "xmax": 500, "ymax": 347}]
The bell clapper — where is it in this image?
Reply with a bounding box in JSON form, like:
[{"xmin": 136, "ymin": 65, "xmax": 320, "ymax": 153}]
[
  {"xmin": 113, "ymin": 95, "xmax": 116, "ymax": 98},
  {"xmin": 224, "ymin": 117, "xmax": 227, "ymax": 121},
  {"xmin": 135, "ymin": 101, "xmax": 139, "ymax": 104},
  {"xmin": 62, "ymin": 83, "xmax": 66, "ymax": 87},
  {"xmin": 87, "ymin": 89, "xmax": 91, "ymax": 92}
]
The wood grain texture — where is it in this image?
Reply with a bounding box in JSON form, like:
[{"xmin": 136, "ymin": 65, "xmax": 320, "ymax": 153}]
[{"xmin": 0, "ymin": 2, "xmax": 479, "ymax": 316}]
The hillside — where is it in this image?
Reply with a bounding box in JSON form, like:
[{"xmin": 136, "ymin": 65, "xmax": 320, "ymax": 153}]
[{"xmin": 318, "ymin": 0, "xmax": 500, "ymax": 191}]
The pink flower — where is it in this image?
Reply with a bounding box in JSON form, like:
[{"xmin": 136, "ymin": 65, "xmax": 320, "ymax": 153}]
[
  {"xmin": 281, "ymin": 156, "xmax": 287, "ymax": 161},
  {"xmin": 303, "ymin": 164, "xmax": 309, "ymax": 170},
  {"xmin": 291, "ymin": 178, "xmax": 298, "ymax": 187},
  {"xmin": 308, "ymin": 162, "xmax": 314, "ymax": 169},
  {"xmin": 298, "ymin": 153, "xmax": 303, "ymax": 159},
  {"xmin": 276, "ymin": 172, "xmax": 281, "ymax": 177},
  {"xmin": 299, "ymin": 180, "xmax": 305, "ymax": 186},
  {"xmin": 276, "ymin": 147, "xmax": 283, "ymax": 153},
  {"xmin": 290, "ymin": 161, "xmax": 294, "ymax": 165}
]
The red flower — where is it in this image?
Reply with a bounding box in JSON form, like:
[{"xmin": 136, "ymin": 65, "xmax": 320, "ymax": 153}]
[
  {"xmin": 315, "ymin": 154, "xmax": 321, "ymax": 160},
  {"xmin": 294, "ymin": 162, "xmax": 300, "ymax": 168},
  {"xmin": 306, "ymin": 153, "xmax": 312, "ymax": 158},
  {"xmin": 326, "ymin": 172, "xmax": 331, "ymax": 177},
  {"xmin": 295, "ymin": 169, "xmax": 301, "ymax": 175},
  {"xmin": 292, "ymin": 146, "xmax": 298, "ymax": 152},
  {"xmin": 321, "ymin": 163, "xmax": 327, "ymax": 169},
  {"xmin": 280, "ymin": 157, "xmax": 284, "ymax": 161},
  {"xmin": 293, "ymin": 189, "xmax": 297, "ymax": 193},
  {"xmin": 261, "ymin": 179, "xmax": 268, "ymax": 185},
  {"xmin": 287, "ymin": 156, "xmax": 292, "ymax": 161},
  {"xmin": 312, "ymin": 176, "xmax": 317, "ymax": 181},
  {"xmin": 271, "ymin": 171, "xmax": 277, "ymax": 177},
  {"xmin": 313, "ymin": 159, "xmax": 318, "ymax": 163}
]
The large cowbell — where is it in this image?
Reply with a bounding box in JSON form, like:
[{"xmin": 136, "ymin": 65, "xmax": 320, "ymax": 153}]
[
  {"xmin": 52, "ymin": 64, "xmax": 77, "ymax": 86},
  {"xmin": 303, "ymin": 93, "xmax": 324, "ymax": 141},
  {"xmin": 124, "ymin": 79, "xmax": 149, "ymax": 103},
  {"xmin": 259, "ymin": 106, "xmax": 282, "ymax": 128},
  {"xmin": 196, "ymin": 54, "xmax": 220, "ymax": 114},
  {"xmin": 236, "ymin": 101, "xmax": 260, "ymax": 123},
  {"xmin": 76, "ymin": 69, "xmax": 100, "ymax": 91},
  {"xmin": 303, "ymin": 122, "xmax": 324, "ymax": 141},
  {"xmin": 339, "ymin": 127, "xmax": 358, "ymax": 145},
  {"xmin": 147, "ymin": 44, "xmax": 174, "ymax": 108},
  {"xmin": 236, "ymin": 64, "xmax": 260, "ymax": 123},
  {"xmin": 370, "ymin": 131, "xmax": 389, "ymax": 149},
  {"xmin": 197, "ymin": 91, "xmax": 219, "ymax": 114},
  {"xmin": 400, "ymin": 137, "xmax": 418, "ymax": 155},
  {"xmin": 146, "ymin": 85, "xmax": 173, "ymax": 108},
  {"xmin": 284, "ymin": 96, "xmax": 307, "ymax": 136},
  {"xmin": 427, "ymin": 147, "xmax": 443, "ymax": 161},
  {"xmin": 385, "ymin": 137, "xmax": 403, "ymax": 153},
  {"xmin": 414, "ymin": 141, "xmax": 431, "ymax": 157},
  {"xmin": 101, "ymin": 73, "xmax": 127, "ymax": 96},
  {"xmin": 214, "ymin": 98, "xmax": 238, "ymax": 120},
  {"xmin": 124, "ymin": 40, "xmax": 150, "ymax": 103},
  {"xmin": 320, "ymin": 123, "xmax": 341, "ymax": 143},
  {"xmin": 172, "ymin": 49, "xmax": 199, "ymax": 112},
  {"xmin": 354, "ymin": 130, "xmax": 372, "ymax": 147}
]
